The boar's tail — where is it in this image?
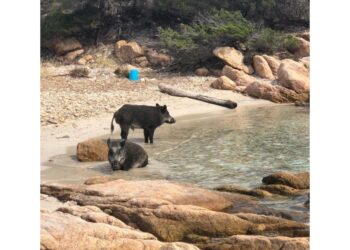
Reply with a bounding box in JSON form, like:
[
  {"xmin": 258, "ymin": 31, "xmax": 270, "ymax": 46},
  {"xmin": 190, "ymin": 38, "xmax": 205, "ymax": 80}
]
[{"xmin": 110, "ymin": 114, "xmax": 115, "ymax": 134}]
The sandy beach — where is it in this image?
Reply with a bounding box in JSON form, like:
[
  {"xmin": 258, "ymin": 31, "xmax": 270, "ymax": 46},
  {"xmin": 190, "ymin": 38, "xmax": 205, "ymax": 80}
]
[{"xmin": 40, "ymin": 64, "xmax": 273, "ymax": 167}]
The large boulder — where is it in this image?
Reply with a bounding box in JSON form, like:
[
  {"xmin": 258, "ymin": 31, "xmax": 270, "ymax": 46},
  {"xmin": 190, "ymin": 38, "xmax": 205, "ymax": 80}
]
[
  {"xmin": 210, "ymin": 76, "xmax": 237, "ymax": 90},
  {"xmin": 41, "ymin": 207, "xmax": 199, "ymax": 250},
  {"xmin": 253, "ymin": 55, "xmax": 275, "ymax": 80},
  {"xmin": 200, "ymin": 235, "xmax": 309, "ymax": 250},
  {"xmin": 118, "ymin": 41, "xmax": 144, "ymax": 63},
  {"xmin": 245, "ymin": 81, "xmax": 309, "ymax": 103},
  {"xmin": 76, "ymin": 139, "xmax": 108, "ymax": 162},
  {"xmin": 213, "ymin": 47, "xmax": 253, "ymax": 74},
  {"xmin": 52, "ymin": 38, "xmax": 83, "ymax": 56},
  {"xmin": 114, "ymin": 40, "xmax": 128, "ymax": 57},
  {"xmin": 222, "ymin": 65, "xmax": 257, "ymax": 86},
  {"xmin": 293, "ymin": 37, "xmax": 310, "ymax": 57},
  {"xmin": 262, "ymin": 172, "xmax": 310, "ymax": 189},
  {"xmin": 277, "ymin": 59, "xmax": 310, "ymax": 93},
  {"xmin": 262, "ymin": 55, "xmax": 281, "ymax": 76}
]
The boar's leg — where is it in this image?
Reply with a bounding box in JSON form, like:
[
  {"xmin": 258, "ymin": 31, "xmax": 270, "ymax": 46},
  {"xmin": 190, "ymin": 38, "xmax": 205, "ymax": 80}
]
[
  {"xmin": 149, "ymin": 128, "xmax": 155, "ymax": 144},
  {"xmin": 120, "ymin": 125, "xmax": 130, "ymax": 140},
  {"xmin": 143, "ymin": 129, "xmax": 150, "ymax": 143}
]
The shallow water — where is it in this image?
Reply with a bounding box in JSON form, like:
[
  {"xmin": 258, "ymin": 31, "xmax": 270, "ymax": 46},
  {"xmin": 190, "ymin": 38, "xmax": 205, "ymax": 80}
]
[{"xmin": 42, "ymin": 104, "xmax": 309, "ymax": 213}]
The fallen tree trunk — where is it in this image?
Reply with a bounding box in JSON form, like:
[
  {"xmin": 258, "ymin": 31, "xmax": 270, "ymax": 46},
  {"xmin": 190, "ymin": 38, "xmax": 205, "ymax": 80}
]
[{"xmin": 158, "ymin": 83, "xmax": 237, "ymax": 109}]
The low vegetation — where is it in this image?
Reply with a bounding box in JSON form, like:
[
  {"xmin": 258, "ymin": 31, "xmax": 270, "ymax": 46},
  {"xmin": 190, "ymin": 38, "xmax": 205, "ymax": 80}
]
[
  {"xmin": 158, "ymin": 9, "xmax": 299, "ymax": 69},
  {"xmin": 69, "ymin": 67, "xmax": 90, "ymax": 78}
]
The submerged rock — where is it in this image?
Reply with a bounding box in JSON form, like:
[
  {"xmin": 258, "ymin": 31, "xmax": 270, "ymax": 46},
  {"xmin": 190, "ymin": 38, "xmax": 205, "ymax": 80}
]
[
  {"xmin": 214, "ymin": 185, "xmax": 272, "ymax": 198},
  {"xmin": 262, "ymin": 172, "xmax": 310, "ymax": 189}
]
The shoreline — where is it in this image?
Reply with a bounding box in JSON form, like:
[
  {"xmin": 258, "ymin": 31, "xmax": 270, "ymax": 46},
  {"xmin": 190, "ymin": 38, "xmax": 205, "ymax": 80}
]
[{"xmin": 41, "ymin": 93, "xmax": 274, "ymax": 167}]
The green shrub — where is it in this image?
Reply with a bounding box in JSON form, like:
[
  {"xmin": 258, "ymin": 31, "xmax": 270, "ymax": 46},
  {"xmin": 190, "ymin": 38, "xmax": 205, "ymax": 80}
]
[
  {"xmin": 247, "ymin": 28, "xmax": 284, "ymax": 53},
  {"xmin": 247, "ymin": 28, "xmax": 299, "ymax": 54},
  {"xmin": 158, "ymin": 9, "xmax": 254, "ymax": 70},
  {"xmin": 283, "ymin": 34, "xmax": 300, "ymax": 51},
  {"xmin": 41, "ymin": 5, "xmax": 99, "ymax": 40}
]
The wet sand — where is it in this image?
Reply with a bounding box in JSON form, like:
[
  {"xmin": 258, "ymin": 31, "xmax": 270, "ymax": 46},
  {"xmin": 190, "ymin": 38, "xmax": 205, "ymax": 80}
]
[{"xmin": 41, "ymin": 92, "xmax": 273, "ymax": 168}]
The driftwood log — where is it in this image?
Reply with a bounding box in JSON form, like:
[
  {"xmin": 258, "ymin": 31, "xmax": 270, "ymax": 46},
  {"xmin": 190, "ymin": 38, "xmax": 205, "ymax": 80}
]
[{"xmin": 158, "ymin": 83, "xmax": 237, "ymax": 109}]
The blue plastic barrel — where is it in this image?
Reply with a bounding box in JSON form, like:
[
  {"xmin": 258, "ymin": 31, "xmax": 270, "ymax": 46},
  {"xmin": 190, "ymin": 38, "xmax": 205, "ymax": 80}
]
[{"xmin": 129, "ymin": 69, "xmax": 139, "ymax": 81}]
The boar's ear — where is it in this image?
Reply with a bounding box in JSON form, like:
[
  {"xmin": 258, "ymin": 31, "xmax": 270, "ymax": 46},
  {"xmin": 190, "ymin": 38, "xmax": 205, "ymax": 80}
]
[
  {"xmin": 119, "ymin": 139, "xmax": 126, "ymax": 147},
  {"xmin": 107, "ymin": 138, "xmax": 111, "ymax": 146},
  {"xmin": 161, "ymin": 105, "xmax": 167, "ymax": 113},
  {"xmin": 156, "ymin": 103, "xmax": 160, "ymax": 107}
]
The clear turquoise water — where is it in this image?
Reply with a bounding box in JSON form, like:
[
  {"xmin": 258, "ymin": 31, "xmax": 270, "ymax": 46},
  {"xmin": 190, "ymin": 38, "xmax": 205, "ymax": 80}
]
[
  {"xmin": 42, "ymin": 104, "xmax": 309, "ymax": 214},
  {"xmin": 42, "ymin": 104, "xmax": 309, "ymax": 188}
]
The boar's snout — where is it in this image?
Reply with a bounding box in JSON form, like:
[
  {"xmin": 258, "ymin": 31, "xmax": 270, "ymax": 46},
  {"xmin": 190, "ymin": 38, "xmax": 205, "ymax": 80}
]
[{"xmin": 165, "ymin": 117, "xmax": 175, "ymax": 124}]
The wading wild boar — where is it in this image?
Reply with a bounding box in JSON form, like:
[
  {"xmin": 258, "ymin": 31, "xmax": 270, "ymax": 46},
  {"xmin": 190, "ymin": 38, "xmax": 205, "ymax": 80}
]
[
  {"xmin": 110, "ymin": 104, "xmax": 176, "ymax": 143},
  {"xmin": 107, "ymin": 138, "xmax": 148, "ymax": 171}
]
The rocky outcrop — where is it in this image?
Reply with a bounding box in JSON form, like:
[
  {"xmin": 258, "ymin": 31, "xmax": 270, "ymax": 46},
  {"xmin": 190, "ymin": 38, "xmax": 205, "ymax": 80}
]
[
  {"xmin": 41, "ymin": 206, "xmax": 199, "ymax": 250},
  {"xmin": 108, "ymin": 204, "xmax": 308, "ymax": 242},
  {"xmin": 195, "ymin": 67, "xmax": 209, "ymax": 76},
  {"xmin": 199, "ymin": 235, "xmax": 309, "ymax": 250},
  {"xmin": 52, "ymin": 38, "xmax": 83, "ymax": 56},
  {"xmin": 210, "ymin": 76, "xmax": 237, "ymax": 90},
  {"xmin": 262, "ymin": 55, "xmax": 281, "ymax": 76},
  {"xmin": 262, "ymin": 172, "xmax": 310, "ymax": 189},
  {"xmin": 245, "ymin": 81, "xmax": 309, "ymax": 103},
  {"xmin": 277, "ymin": 59, "xmax": 309, "ymax": 93},
  {"xmin": 253, "ymin": 55, "xmax": 275, "ymax": 80},
  {"xmin": 41, "ymin": 178, "xmax": 309, "ymax": 245},
  {"xmin": 41, "ymin": 179, "xmax": 244, "ymax": 211},
  {"xmin": 222, "ymin": 65, "xmax": 257, "ymax": 86},
  {"xmin": 76, "ymin": 139, "xmax": 108, "ymax": 162},
  {"xmin": 213, "ymin": 47, "xmax": 253, "ymax": 74}
]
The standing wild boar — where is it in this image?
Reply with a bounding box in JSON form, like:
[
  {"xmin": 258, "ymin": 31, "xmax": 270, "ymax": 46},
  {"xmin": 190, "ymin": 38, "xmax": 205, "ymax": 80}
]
[
  {"xmin": 107, "ymin": 138, "xmax": 148, "ymax": 171},
  {"xmin": 110, "ymin": 104, "xmax": 176, "ymax": 143}
]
